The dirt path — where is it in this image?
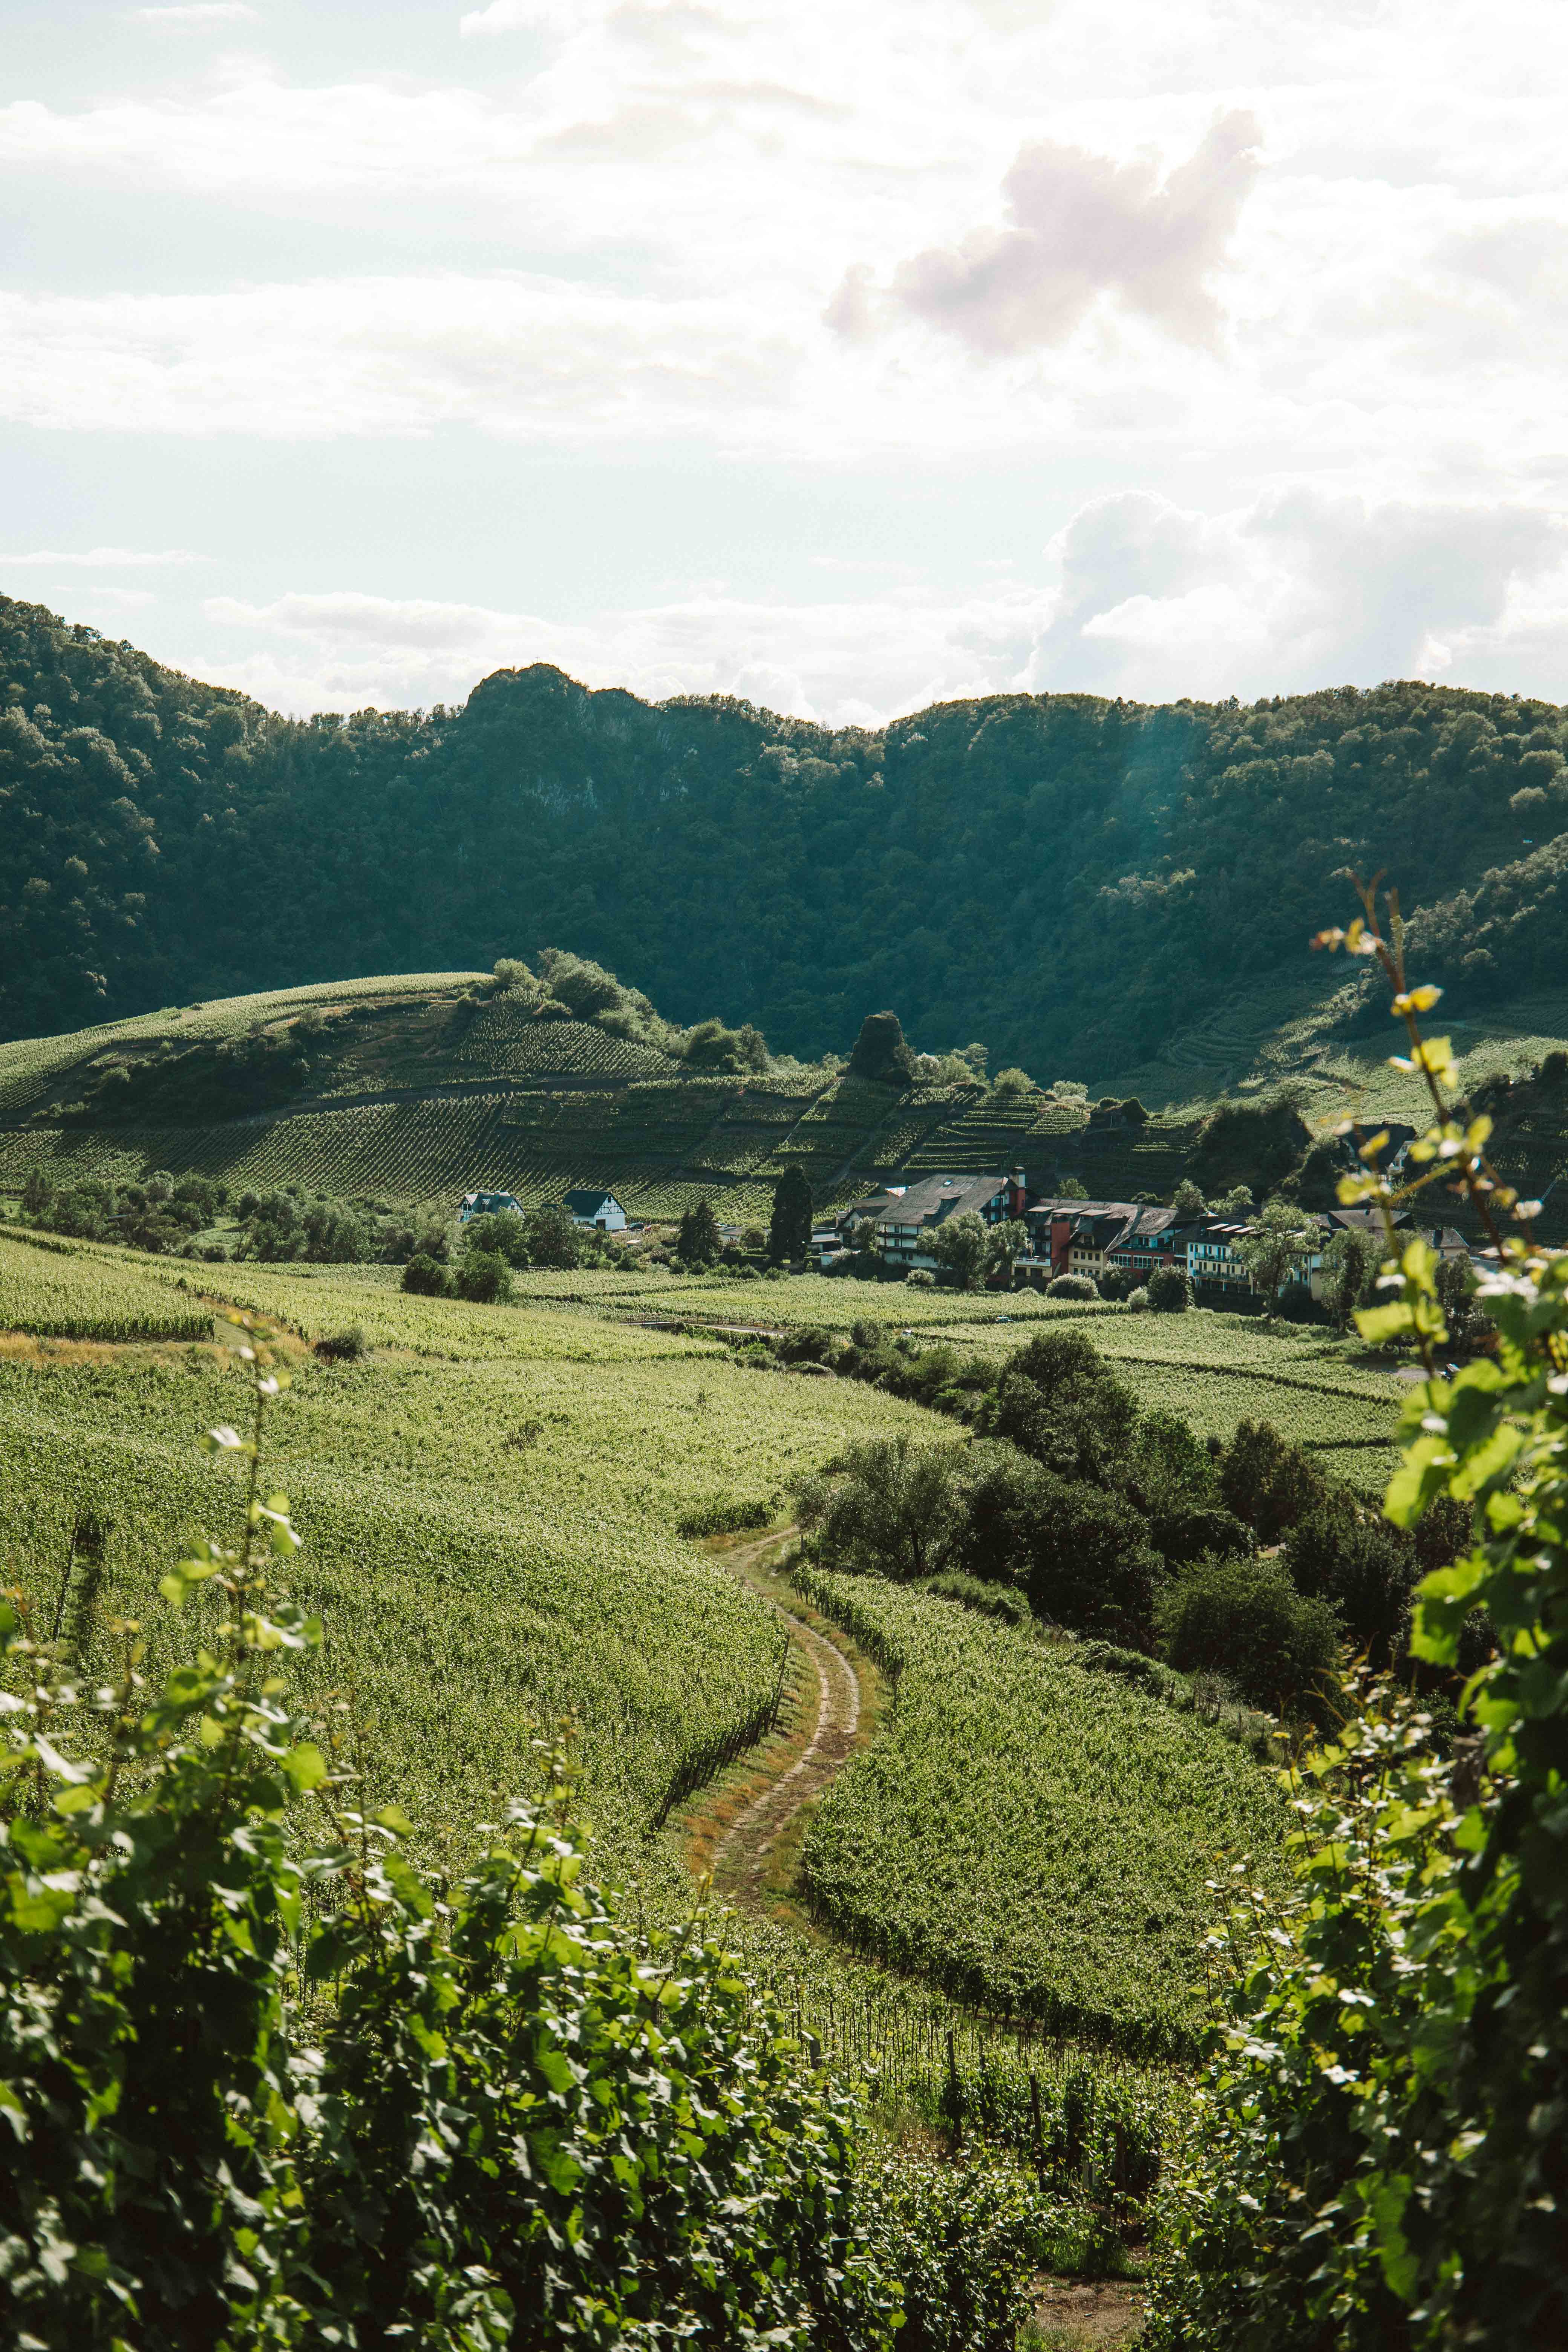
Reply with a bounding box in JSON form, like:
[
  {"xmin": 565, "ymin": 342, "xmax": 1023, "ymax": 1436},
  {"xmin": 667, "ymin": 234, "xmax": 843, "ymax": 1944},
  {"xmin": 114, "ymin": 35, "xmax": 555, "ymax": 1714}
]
[{"xmin": 687, "ymin": 1535, "xmax": 869, "ymax": 1911}]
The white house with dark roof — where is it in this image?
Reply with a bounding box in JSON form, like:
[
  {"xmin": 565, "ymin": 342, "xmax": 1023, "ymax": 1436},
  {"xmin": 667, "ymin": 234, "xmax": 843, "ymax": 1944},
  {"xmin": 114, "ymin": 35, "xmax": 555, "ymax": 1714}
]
[{"xmin": 557, "ymin": 1188, "xmax": 628, "ymax": 1232}]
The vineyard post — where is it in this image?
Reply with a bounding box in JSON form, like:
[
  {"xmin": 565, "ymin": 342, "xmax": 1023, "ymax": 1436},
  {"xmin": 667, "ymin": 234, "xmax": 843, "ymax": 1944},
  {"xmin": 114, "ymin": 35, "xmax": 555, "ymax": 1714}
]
[{"xmin": 1028, "ymin": 2069, "xmax": 1047, "ymax": 2187}]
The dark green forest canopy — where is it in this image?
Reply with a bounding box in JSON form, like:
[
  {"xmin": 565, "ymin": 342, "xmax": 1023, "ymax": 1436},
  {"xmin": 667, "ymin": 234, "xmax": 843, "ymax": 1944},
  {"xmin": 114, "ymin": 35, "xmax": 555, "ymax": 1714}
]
[{"xmin": 3, "ymin": 592, "xmax": 1565, "ymax": 1066}]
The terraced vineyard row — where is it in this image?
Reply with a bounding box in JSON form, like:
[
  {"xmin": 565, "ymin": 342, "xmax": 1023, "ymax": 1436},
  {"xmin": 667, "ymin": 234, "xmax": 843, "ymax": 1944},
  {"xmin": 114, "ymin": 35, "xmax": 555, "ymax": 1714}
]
[
  {"xmin": 451, "ymin": 1003, "xmax": 674, "ymax": 1081},
  {"xmin": 0, "ymin": 1231, "xmax": 213, "ymax": 1341},
  {"xmin": 792, "ymin": 1567, "xmax": 1282, "ymax": 2056},
  {"xmin": 0, "ymin": 973, "xmax": 479, "ymax": 1117}
]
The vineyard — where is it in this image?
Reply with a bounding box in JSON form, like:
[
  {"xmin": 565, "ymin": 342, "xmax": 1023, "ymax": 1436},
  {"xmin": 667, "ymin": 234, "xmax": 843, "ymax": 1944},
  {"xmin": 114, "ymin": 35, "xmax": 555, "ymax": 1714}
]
[
  {"xmin": 791, "ymin": 1567, "xmax": 1283, "ymax": 2057},
  {"xmin": 0, "ymin": 1254, "xmax": 945, "ymax": 1883},
  {"xmin": 0, "ymin": 1230, "xmax": 213, "ymax": 1342}
]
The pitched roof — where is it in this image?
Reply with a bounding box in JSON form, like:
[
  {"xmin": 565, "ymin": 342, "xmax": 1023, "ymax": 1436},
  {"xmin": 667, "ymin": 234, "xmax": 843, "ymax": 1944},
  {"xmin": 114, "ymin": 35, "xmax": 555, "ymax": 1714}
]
[
  {"xmin": 1026, "ymin": 1197, "xmax": 1139, "ymax": 1222},
  {"xmin": 562, "ymin": 1188, "xmax": 621, "ymax": 1212},
  {"xmin": 1107, "ymin": 1208, "xmax": 1179, "ymax": 1247},
  {"xmin": 872, "ymin": 1173, "xmax": 1008, "ymax": 1230}
]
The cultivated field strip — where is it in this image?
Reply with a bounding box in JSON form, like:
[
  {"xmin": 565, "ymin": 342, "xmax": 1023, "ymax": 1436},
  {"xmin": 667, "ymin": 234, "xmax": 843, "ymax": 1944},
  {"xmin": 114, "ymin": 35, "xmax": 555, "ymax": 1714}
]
[
  {"xmin": 792, "ymin": 1568, "xmax": 1282, "ymax": 2056},
  {"xmin": 0, "ymin": 1231, "xmax": 213, "ymax": 1342},
  {"xmin": 0, "ymin": 1259, "xmax": 946, "ymax": 1880}
]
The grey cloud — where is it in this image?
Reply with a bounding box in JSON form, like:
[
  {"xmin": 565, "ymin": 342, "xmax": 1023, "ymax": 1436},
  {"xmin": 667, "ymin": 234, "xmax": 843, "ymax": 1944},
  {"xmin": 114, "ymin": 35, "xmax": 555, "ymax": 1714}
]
[{"xmin": 868, "ymin": 110, "xmax": 1262, "ymax": 355}]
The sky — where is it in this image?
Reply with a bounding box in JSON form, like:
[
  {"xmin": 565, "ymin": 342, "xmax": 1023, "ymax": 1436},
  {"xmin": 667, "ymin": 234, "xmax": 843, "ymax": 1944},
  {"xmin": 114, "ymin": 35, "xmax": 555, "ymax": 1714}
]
[{"xmin": 4, "ymin": 0, "xmax": 1568, "ymax": 723}]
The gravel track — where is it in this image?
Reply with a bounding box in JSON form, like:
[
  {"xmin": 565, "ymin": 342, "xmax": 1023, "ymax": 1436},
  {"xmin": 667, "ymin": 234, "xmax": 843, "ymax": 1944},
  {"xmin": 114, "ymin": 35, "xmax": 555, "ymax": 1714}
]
[{"xmin": 709, "ymin": 1549, "xmax": 861, "ymax": 1906}]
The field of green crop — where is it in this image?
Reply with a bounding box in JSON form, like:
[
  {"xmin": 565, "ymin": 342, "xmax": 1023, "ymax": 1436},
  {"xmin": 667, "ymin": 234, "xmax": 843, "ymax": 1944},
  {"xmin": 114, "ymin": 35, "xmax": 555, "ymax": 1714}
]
[
  {"xmin": 513, "ymin": 1266, "xmax": 1121, "ymax": 1331},
  {"xmin": 0, "ymin": 1256, "xmax": 943, "ymax": 1882},
  {"xmin": 0, "ymin": 1231, "xmax": 213, "ymax": 1341},
  {"xmin": 792, "ymin": 1567, "xmax": 1282, "ymax": 2056}
]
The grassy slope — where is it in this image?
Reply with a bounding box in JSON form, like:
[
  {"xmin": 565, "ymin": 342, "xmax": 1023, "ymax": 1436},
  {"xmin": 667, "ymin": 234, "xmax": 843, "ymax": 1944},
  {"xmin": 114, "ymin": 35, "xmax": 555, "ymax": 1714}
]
[
  {"xmin": 0, "ymin": 1231, "xmax": 1351, "ymax": 2070},
  {"xmin": 4, "ymin": 964, "xmax": 1567, "ymax": 1231},
  {"xmin": 0, "ymin": 1246, "xmax": 944, "ymax": 1882},
  {"xmin": 793, "ymin": 1570, "xmax": 1282, "ymax": 2056}
]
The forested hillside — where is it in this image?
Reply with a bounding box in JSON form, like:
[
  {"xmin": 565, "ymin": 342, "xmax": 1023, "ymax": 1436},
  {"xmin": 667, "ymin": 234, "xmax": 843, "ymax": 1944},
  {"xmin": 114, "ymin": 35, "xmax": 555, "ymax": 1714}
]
[{"xmin": 4, "ymin": 592, "xmax": 1565, "ymax": 1073}]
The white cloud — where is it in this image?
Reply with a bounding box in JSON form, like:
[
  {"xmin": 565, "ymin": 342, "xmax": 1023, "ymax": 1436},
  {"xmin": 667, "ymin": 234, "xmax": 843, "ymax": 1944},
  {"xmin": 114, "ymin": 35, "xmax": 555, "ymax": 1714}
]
[
  {"xmin": 188, "ymin": 485, "xmax": 1568, "ymax": 720},
  {"xmin": 196, "ymin": 580, "xmax": 1052, "ymax": 720},
  {"xmin": 0, "ymin": 545, "xmax": 203, "ymax": 567},
  {"xmin": 131, "ymin": 3, "xmax": 259, "ymax": 23},
  {"xmin": 1028, "ymin": 488, "xmax": 1568, "ymax": 701},
  {"xmin": 0, "ymin": 276, "xmax": 803, "ymax": 444},
  {"xmin": 10, "ymin": 0, "xmax": 1568, "ymax": 710}
]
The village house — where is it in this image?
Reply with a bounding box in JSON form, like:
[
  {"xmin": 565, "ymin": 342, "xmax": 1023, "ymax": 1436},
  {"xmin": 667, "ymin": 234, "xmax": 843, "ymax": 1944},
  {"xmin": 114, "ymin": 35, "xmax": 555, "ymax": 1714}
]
[
  {"xmin": 556, "ymin": 1188, "xmax": 629, "ymax": 1232},
  {"xmin": 1104, "ymin": 1207, "xmax": 1194, "ymax": 1285},
  {"xmin": 459, "ymin": 1189, "xmax": 524, "ymax": 1222},
  {"xmin": 1187, "ymin": 1218, "xmax": 1254, "ymax": 1297},
  {"xmin": 871, "ymin": 1169, "xmax": 1027, "ymax": 1268}
]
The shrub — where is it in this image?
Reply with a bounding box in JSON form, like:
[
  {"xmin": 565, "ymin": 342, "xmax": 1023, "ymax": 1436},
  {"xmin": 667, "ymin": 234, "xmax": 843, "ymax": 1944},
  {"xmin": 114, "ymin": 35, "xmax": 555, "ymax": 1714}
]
[
  {"xmin": 401, "ymin": 1253, "xmax": 449, "ymax": 1296},
  {"xmin": 315, "ymin": 1326, "xmax": 367, "ymax": 1361},
  {"xmin": 905, "ymin": 1266, "xmax": 936, "ymax": 1287},
  {"xmin": 956, "ymin": 1445, "xmax": 1165, "ymax": 1648},
  {"xmin": 1046, "ymin": 1271, "xmax": 1098, "ymax": 1298},
  {"xmin": 1218, "ymin": 1417, "xmax": 1328, "ymax": 1542},
  {"xmin": 1156, "ymin": 1552, "xmax": 1340, "ymax": 1721},
  {"xmin": 1282, "ymin": 1495, "xmax": 1419, "ymax": 1669},
  {"xmin": 1147, "ymin": 1263, "xmax": 1191, "ymax": 1313},
  {"xmin": 1127, "ymin": 1285, "xmax": 1151, "ymax": 1311},
  {"xmin": 848, "ymin": 1010, "xmax": 915, "ymax": 1084},
  {"xmin": 452, "ymin": 1249, "xmax": 513, "ymax": 1305},
  {"xmin": 979, "ymin": 1329, "xmax": 1140, "ymax": 1488},
  {"xmin": 796, "ymin": 1436, "xmax": 968, "ymax": 1582}
]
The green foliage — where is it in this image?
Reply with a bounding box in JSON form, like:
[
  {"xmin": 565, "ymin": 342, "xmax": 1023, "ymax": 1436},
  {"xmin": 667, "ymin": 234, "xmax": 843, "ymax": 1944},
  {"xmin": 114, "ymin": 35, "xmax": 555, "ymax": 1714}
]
[
  {"xmin": 1234, "ymin": 1196, "xmax": 1318, "ymax": 1309},
  {"xmin": 929, "ymin": 1208, "xmax": 990, "ymax": 1289},
  {"xmin": 5, "ymin": 603, "xmax": 1568, "ymax": 1076},
  {"xmin": 979, "ymin": 1327, "xmax": 1141, "ymax": 1486},
  {"xmin": 955, "ymin": 1444, "xmax": 1164, "ymax": 1648},
  {"xmin": 1147, "ymin": 886, "xmax": 1568, "ymax": 2350},
  {"xmin": 401, "ymin": 1251, "xmax": 447, "ymax": 1295},
  {"xmin": 768, "ymin": 1164, "xmax": 814, "ymax": 1262},
  {"xmin": 0, "ymin": 1334, "xmax": 1091, "ymax": 2350},
  {"xmin": 451, "ymin": 1248, "xmax": 513, "ymax": 1304},
  {"xmin": 1148, "ymin": 1262, "xmax": 1192, "ymax": 1312},
  {"xmin": 239, "ymin": 1188, "xmax": 376, "ymax": 1263},
  {"xmin": 677, "ymin": 1196, "xmax": 721, "ymax": 1267},
  {"xmin": 796, "ymin": 1434, "xmax": 968, "ymax": 1582},
  {"xmin": 791, "ymin": 1566, "xmax": 1283, "ymax": 2052},
  {"xmin": 1046, "ymin": 1271, "xmax": 1098, "ymax": 1298},
  {"xmin": 848, "ymin": 1011, "xmax": 914, "ymax": 1084},
  {"xmin": 1188, "ymin": 1102, "xmax": 1313, "ymax": 1204},
  {"xmin": 1217, "ymin": 1416, "xmax": 1329, "ymax": 1541},
  {"xmin": 1155, "ymin": 1552, "xmax": 1340, "ymax": 1721},
  {"xmin": 861, "ymin": 2151, "xmax": 1062, "ymax": 2352},
  {"xmin": 1320, "ymin": 1222, "xmax": 1384, "ymax": 1329},
  {"xmin": 0, "ymin": 1230, "xmax": 213, "ymax": 1340},
  {"xmin": 681, "ymin": 1016, "xmax": 771, "ymax": 1072},
  {"xmin": 1280, "ymin": 1495, "xmax": 1422, "ymax": 1670}
]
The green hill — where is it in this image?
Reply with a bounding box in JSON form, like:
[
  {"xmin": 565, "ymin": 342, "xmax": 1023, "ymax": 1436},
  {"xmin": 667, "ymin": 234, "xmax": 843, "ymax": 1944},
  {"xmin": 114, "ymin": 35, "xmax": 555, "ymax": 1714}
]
[
  {"xmin": 4, "ymin": 956, "xmax": 1566, "ymax": 1236},
  {"xmin": 5, "ymin": 591, "xmax": 1568, "ymax": 1091}
]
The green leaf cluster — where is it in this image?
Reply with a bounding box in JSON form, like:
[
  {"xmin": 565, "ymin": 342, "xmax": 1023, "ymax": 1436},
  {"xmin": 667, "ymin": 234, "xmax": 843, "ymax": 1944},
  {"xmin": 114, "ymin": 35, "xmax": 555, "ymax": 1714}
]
[{"xmin": 1144, "ymin": 1239, "xmax": 1568, "ymax": 2348}]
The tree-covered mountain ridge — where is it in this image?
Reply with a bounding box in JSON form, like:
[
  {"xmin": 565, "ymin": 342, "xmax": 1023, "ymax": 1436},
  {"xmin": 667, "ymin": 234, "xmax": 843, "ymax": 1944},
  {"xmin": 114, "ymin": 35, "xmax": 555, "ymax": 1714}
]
[{"xmin": 3, "ymin": 590, "xmax": 1565, "ymax": 1088}]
